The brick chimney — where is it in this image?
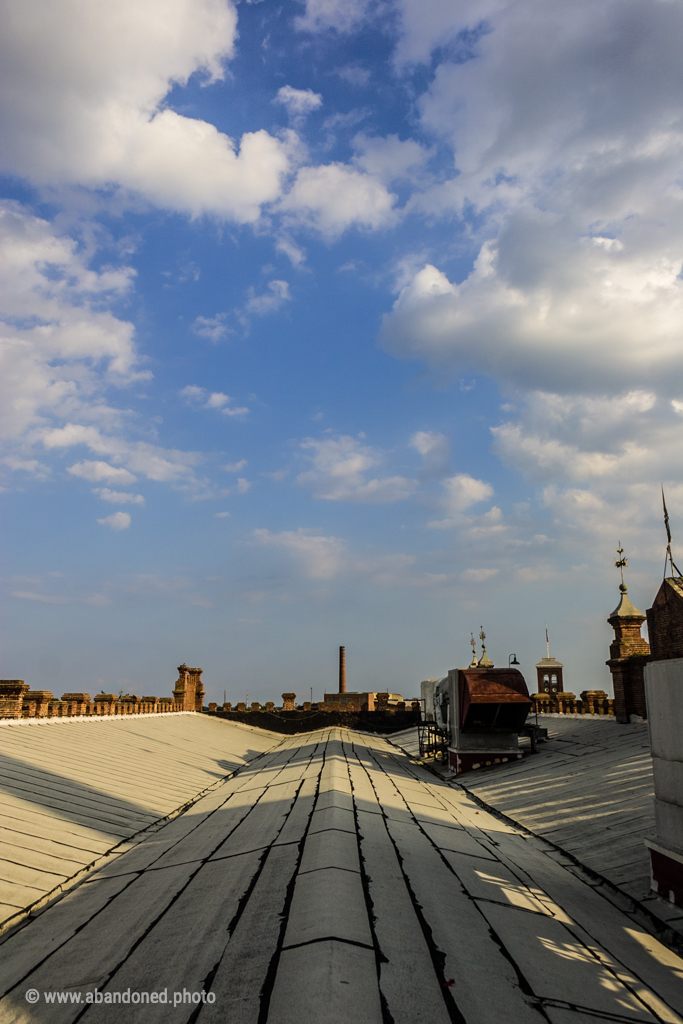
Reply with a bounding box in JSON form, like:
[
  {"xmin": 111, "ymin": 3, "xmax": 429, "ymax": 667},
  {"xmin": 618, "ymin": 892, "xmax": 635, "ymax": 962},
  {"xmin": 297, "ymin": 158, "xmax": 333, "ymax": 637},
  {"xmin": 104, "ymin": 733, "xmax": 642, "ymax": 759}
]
[
  {"xmin": 173, "ymin": 664, "xmax": 204, "ymax": 711},
  {"xmin": 339, "ymin": 646, "xmax": 346, "ymax": 694}
]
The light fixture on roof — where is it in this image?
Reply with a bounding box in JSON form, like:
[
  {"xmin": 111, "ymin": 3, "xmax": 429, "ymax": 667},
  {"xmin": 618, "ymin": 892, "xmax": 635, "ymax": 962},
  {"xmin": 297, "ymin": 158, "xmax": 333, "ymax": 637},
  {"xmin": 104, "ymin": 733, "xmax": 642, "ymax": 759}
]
[{"xmin": 509, "ymin": 654, "xmax": 520, "ymax": 667}]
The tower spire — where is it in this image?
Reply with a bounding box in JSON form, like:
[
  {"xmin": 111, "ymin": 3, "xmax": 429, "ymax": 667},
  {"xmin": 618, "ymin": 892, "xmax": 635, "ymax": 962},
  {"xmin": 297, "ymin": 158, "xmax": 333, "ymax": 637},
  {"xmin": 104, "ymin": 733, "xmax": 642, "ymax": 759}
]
[
  {"xmin": 469, "ymin": 632, "xmax": 478, "ymax": 669},
  {"xmin": 478, "ymin": 626, "xmax": 493, "ymax": 668},
  {"xmin": 610, "ymin": 541, "xmax": 644, "ymax": 618}
]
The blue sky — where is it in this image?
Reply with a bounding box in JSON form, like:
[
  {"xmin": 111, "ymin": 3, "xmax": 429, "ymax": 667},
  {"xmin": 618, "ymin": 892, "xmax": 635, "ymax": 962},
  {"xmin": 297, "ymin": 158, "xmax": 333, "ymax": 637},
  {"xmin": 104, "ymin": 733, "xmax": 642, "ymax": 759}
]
[{"xmin": 2, "ymin": 0, "xmax": 682, "ymax": 704}]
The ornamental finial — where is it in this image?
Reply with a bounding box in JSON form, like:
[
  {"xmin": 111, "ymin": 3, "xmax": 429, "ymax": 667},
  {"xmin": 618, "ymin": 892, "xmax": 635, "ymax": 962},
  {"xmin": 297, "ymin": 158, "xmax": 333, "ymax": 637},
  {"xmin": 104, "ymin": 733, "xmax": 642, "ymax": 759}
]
[{"xmin": 615, "ymin": 541, "xmax": 628, "ymax": 591}]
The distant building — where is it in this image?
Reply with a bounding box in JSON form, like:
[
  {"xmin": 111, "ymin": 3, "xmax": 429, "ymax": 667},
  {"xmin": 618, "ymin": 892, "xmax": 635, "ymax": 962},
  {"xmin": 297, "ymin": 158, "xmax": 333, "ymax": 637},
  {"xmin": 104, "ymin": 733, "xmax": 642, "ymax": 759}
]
[
  {"xmin": 322, "ymin": 691, "xmax": 403, "ymax": 710},
  {"xmin": 535, "ymin": 657, "xmax": 564, "ymax": 694},
  {"xmin": 323, "ymin": 645, "xmax": 403, "ymax": 711}
]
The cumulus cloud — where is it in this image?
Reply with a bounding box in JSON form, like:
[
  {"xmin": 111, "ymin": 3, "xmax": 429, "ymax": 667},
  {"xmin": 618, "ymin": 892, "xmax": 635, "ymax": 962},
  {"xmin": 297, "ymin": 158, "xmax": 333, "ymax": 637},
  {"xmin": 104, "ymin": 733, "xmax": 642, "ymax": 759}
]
[
  {"xmin": 3, "ymin": 457, "xmax": 50, "ymax": 479},
  {"xmin": 179, "ymin": 385, "xmax": 248, "ymax": 417},
  {"xmin": 97, "ymin": 511, "xmax": 131, "ymax": 531},
  {"xmin": 224, "ymin": 460, "xmax": 247, "ymax": 472},
  {"xmin": 335, "ymin": 64, "xmax": 371, "ymax": 87},
  {"xmin": 294, "ymin": 0, "xmax": 375, "ymax": 34},
  {"xmin": 93, "ymin": 488, "xmax": 145, "ymax": 504},
  {"xmin": 281, "ymin": 164, "xmax": 397, "ymax": 238},
  {"xmin": 443, "ymin": 474, "xmax": 494, "ymax": 513},
  {"xmin": 491, "ymin": 391, "xmax": 660, "ymax": 483},
  {"xmin": 428, "ymin": 473, "xmax": 495, "ymax": 529},
  {"xmin": 297, "ymin": 435, "xmax": 416, "ymax": 503},
  {"xmin": 12, "ymin": 590, "xmax": 70, "ymax": 604},
  {"xmin": 0, "ymin": 0, "xmax": 291, "ymax": 222},
  {"xmin": 253, "ymin": 527, "xmax": 345, "ymax": 579},
  {"xmin": 191, "ymin": 314, "xmax": 231, "ymax": 342},
  {"xmin": 353, "ymin": 134, "xmax": 432, "ymax": 184},
  {"xmin": 461, "ymin": 567, "xmax": 499, "ymax": 583},
  {"xmin": 243, "ymin": 280, "xmax": 291, "ymax": 317},
  {"xmin": 251, "ymin": 527, "xmax": 432, "ymax": 588},
  {"xmin": 380, "ymin": 0, "xmax": 683, "ymax": 398},
  {"xmin": 274, "ymin": 86, "xmax": 323, "ymax": 121},
  {"xmin": 0, "ymin": 206, "xmax": 214, "ymax": 499},
  {"xmin": 43, "ymin": 424, "xmax": 203, "ymax": 484},
  {"xmin": 382, "ymin": 227, "xmax": 683, "ymax": 395},
  {"xmin": 68, "ymin": 461, "xmax": 137, "ymax": 484},
  {"xmin": 0, "ymin": 204, "xmax": 141, "ymax": 445},
  {"xmin": 373, "ymin": 0, "xmax": 683, "ymax": 573},
  {"xmin": 409, "ymin": 430, "xmax": 450, "ymax": 469}
]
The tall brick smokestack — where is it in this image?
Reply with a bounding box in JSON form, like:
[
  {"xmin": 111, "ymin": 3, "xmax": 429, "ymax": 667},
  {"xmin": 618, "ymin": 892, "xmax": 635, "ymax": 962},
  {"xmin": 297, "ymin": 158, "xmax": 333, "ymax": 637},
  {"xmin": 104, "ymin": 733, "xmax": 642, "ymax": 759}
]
[{"xmin": 339, "ymin": 646, "xmax": 346, "ymax": 693}]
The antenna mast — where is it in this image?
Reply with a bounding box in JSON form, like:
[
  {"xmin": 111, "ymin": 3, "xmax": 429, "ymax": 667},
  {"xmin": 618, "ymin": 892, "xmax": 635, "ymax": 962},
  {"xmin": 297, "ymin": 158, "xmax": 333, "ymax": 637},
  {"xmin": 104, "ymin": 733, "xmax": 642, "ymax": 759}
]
[{"xmin": 662, "ymin": 486, "xmax": 683, "ymax": 579}]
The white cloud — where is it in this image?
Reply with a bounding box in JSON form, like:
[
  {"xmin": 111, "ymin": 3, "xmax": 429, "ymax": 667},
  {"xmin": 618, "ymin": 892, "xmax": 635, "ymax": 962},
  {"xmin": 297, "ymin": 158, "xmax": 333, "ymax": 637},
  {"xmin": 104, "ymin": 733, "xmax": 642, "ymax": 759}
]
[
  {"xmin": 236, "ymin": 478, "xmax": 251, "ymax": 494},
  {"xmin": 97, "ymin": 511, "xmax": 131, "ymax": 531},
  {"xmin": 274, "ymin": 86, "xmax": 323, "ymax": 120},
  {"xmin": 251, "ymin": 526, "xmax": 445, "ymax": 589},
  {"xmin": 335, "ymin": 65, "xmax": 371, "ymax": 87},
  {"xmin": 224, "ymin": 460, "xmax": 247, "ymax": 472},
  {"xmin": 179, "ymin": 386, "xmax": 205, "ymax": 404},
  {"xmin": 297, "ymin": 435, "xmax": 416, "ymax": 503},
  {"xmin": 11, "ymin": 590, "xmax": 70, "ymax": 604},
  {"xmin": 382, "ymin": 229, "xmax": 683, "ymax": 395},
  {"xmin": 0, "ymin": 204, "xmax": 141, "ymax": 448},
  {"xmin": 3, "ymin": 457, "xmax": 51, "ymax": 479},
  {"xmin": 443, "ymin": 474, "xmax": 494, "ymax": 513},
  {"xmin": 491, "ymin": 390, "xmax": 662, "ymax": 484},
  {"xmin": 93, "ymin": 488, "xmax": 145, "ymax": 505},
  {"xmin": 179, "ymin": 385, "xmax": 248, "ymax": 418},
  {"xmin": 205, "ymin": 392, "xmax": 231, "ymax": 409},
  {"xmin": 281, "ymin": 164, "xmax": 397, "ymax": 238},
  {"xmin": 409, "ymin": 430, "xmax": 450, "ymax": 466},
  {"xmin": 243, "ymin": 280, "xmax": 291, "ymax": 317},
  {"xmin": 353, "ymin": 134, "xmax": 432, "ymax": 184},
  {"xmin": 382, "ymin": 0, "xmax": 683, "ymax": 401},
  {"xmin": 294, "ymin": 0, "xmax": 375, "ymax": 34},
  {"xmin": 0, "ymin": 0, "xmax": 292, "ymax": 222},
  {"xmin": 44, "ymin": 424, "xmax": 203, "ymax": 484},
  {"xmin": 214, "ymin": 511, "xmax": 231, "ymax": 518},
  {"xmin": 461, "ymin": 568, "xmax": 499, "ymax": 583},
  {"xmin": 0, "ymin": 206, "xmax": 210, "ymax": 500},
  {"xmin": 253, "ymin": 527, "xmax": 345, "ymax": 579},
  {"xmin": 68, "ymin": 461, "xmax": 137, "ymax": 484},
  {"xmin": 192, "ymin": 314, "xmax": 231, "ymax": 342},
  {"xmin": 275, "ymin": 237, "xmax": 306, "ymax": 267}
]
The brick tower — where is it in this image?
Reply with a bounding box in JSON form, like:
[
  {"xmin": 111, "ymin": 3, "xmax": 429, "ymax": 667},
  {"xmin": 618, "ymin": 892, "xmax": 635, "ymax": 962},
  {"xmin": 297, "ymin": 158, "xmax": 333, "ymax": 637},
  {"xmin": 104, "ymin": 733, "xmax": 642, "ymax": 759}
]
[{"xmin": 606, "ymin": 544, "xmax": 649, "ymax": 722}]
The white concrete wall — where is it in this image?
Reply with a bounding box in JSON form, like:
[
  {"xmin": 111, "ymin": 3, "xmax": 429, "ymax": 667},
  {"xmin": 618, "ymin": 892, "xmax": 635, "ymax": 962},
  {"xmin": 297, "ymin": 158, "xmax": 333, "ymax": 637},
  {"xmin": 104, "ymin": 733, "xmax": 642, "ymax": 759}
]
[
  {"xmin": 644, "ymin": 658, "xmax": 683, "ymax": 853},
  {"xmin": 419, "ymin": 678, "xmax": 442, "ymax": 721}
]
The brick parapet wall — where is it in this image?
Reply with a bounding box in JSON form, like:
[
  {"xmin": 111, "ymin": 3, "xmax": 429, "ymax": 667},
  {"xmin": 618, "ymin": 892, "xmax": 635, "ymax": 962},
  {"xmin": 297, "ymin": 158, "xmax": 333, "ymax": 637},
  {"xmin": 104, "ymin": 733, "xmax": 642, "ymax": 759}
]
[
  {"xmin": 0, "ymin": 682, "xmax": 183, "ymax": 721},
  {"xmin": 530, "ymin": 690, "xmax": 615, "ymax": 716}
]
